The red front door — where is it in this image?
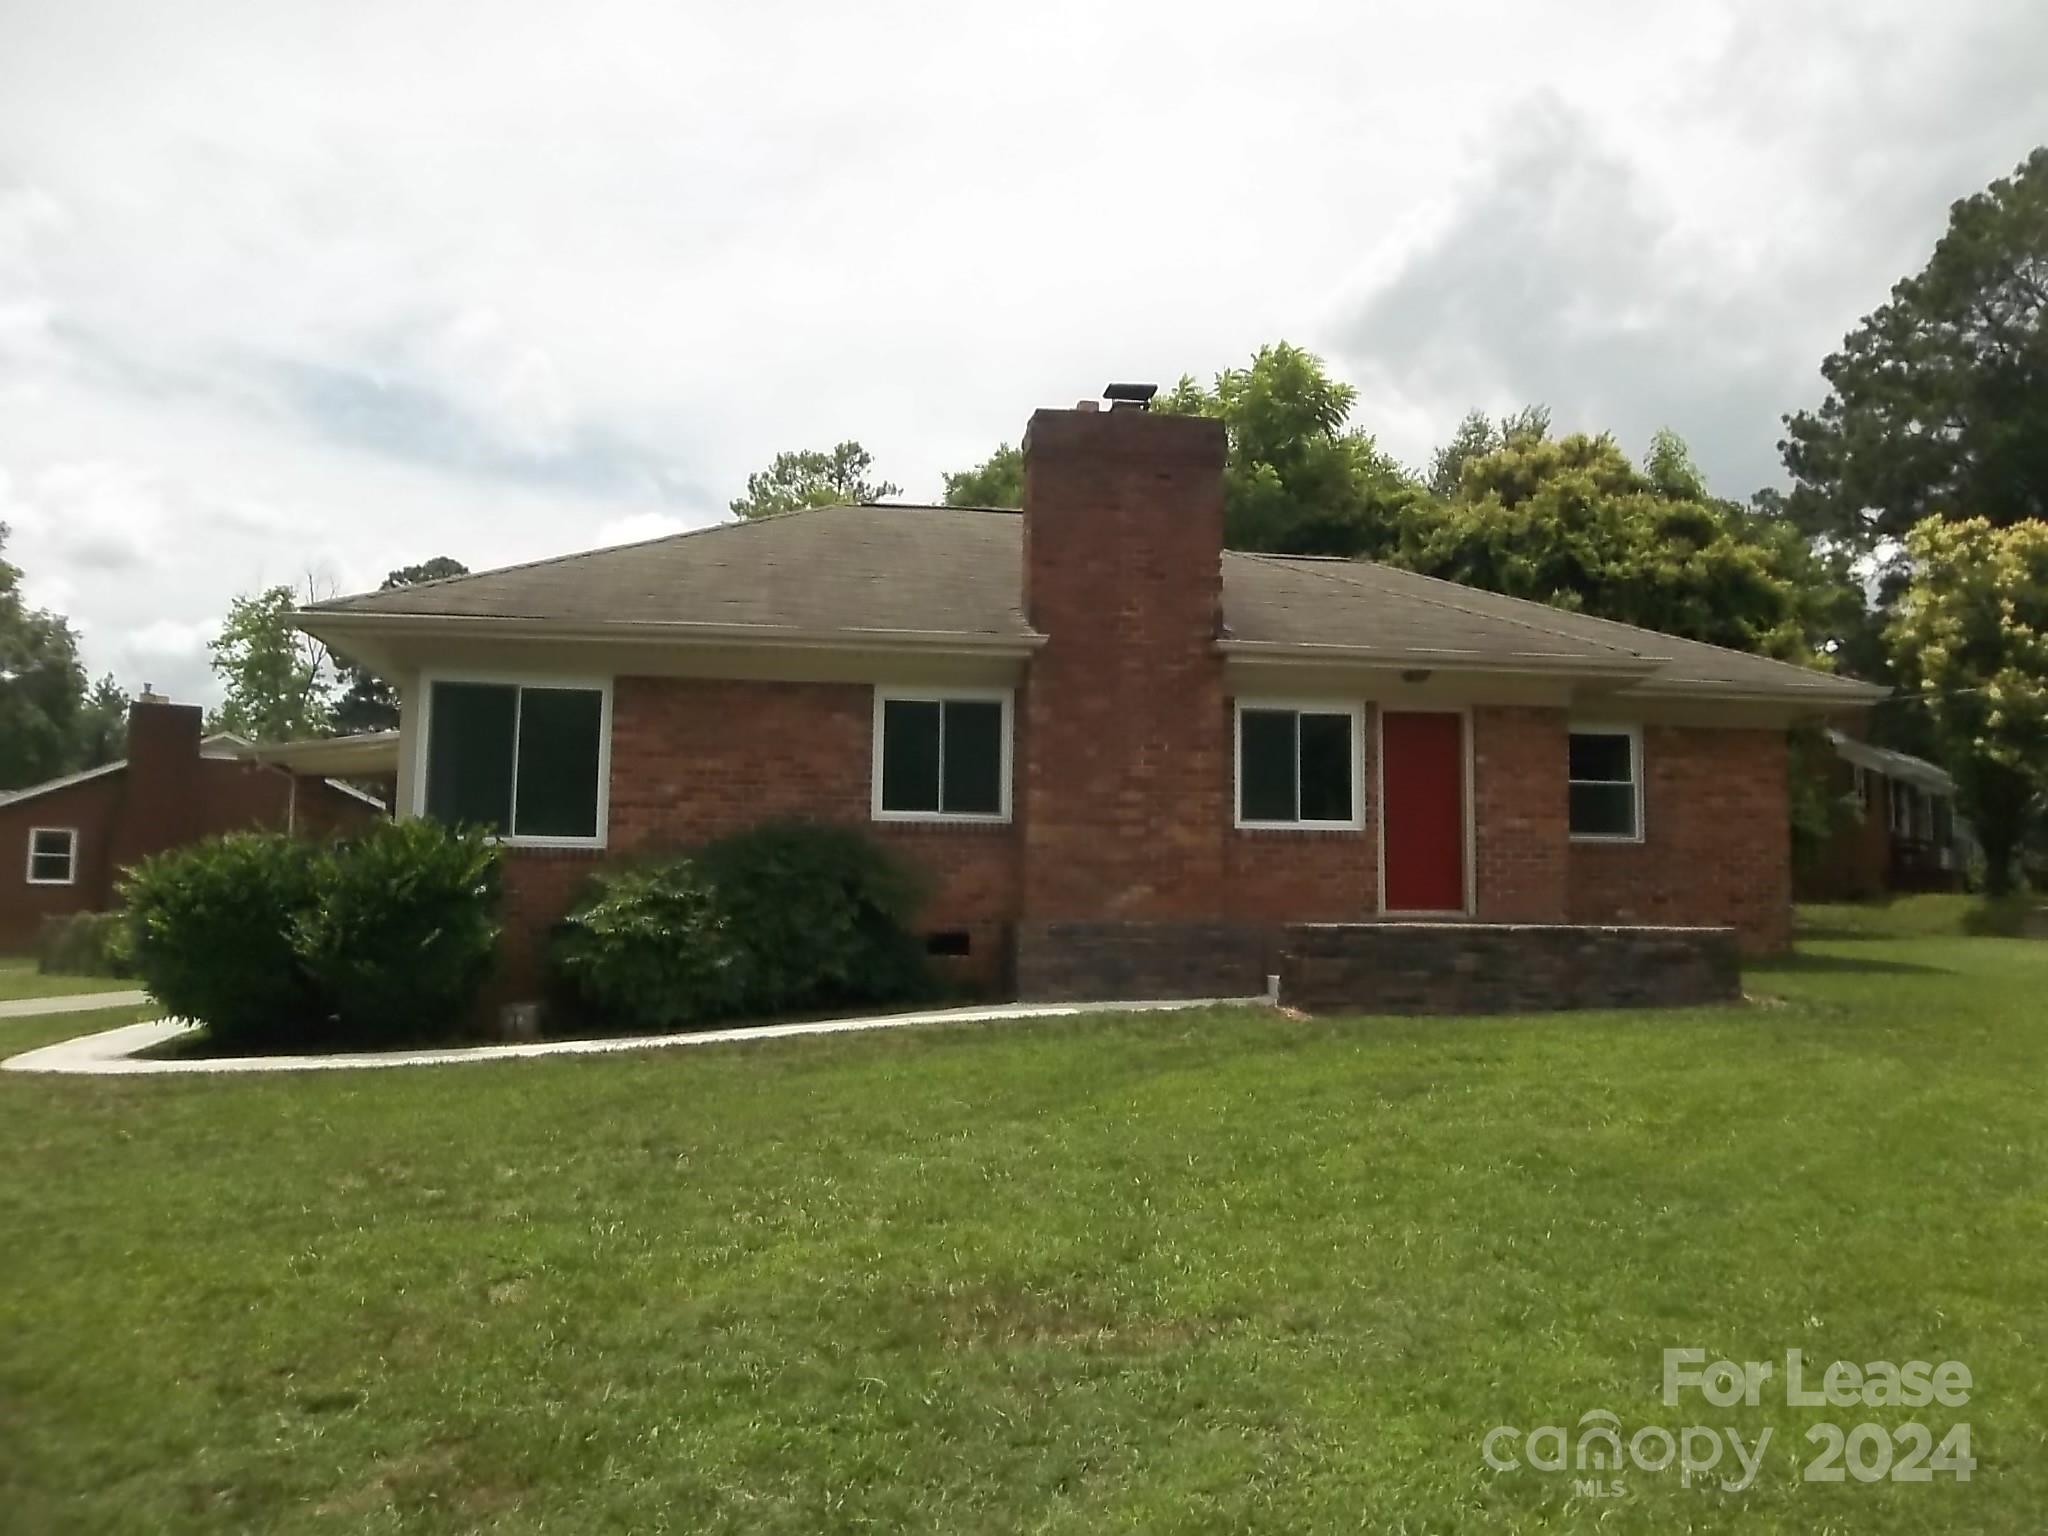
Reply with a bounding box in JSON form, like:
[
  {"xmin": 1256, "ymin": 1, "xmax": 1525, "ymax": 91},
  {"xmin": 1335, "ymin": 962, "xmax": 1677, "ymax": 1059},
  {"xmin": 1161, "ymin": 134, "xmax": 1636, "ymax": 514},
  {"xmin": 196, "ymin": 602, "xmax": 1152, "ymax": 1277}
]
[{"xmin": 1381, "ymin": 711, "xmax": 1466, "ymax": 913}]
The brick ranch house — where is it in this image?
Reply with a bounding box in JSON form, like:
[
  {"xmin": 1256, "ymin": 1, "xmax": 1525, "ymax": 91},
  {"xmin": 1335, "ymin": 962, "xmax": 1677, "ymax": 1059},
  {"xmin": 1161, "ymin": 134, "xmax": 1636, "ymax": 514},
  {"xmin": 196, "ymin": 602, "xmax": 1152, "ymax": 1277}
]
[
  {"xmin": 0, "ymin": 696, "xmax": 385, "ymax": 951},
  {"xmin": 295, "ymin": 397, "xmax": 1883, "ymax": 1009}
]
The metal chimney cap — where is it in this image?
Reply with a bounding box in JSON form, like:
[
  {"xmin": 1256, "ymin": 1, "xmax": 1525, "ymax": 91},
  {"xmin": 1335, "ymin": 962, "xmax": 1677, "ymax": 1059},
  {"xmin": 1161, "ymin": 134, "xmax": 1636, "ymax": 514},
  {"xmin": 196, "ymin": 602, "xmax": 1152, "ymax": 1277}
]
[{"xmin": 1103, "ymin": 382, "xmax": 1158, "ymax": 410}]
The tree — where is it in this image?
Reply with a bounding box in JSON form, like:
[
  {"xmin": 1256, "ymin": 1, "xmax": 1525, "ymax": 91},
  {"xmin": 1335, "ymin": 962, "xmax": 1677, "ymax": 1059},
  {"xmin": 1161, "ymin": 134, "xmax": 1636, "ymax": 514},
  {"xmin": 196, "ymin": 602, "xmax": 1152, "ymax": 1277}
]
[
  {"xmin": 1643, "ymin": 426, "xmax": 1707, "ymax": 500},
  {"xmin": 72, "ymin": 675, "xmax": 129, "ymax": 769},
  {"xmin": 332, "ymin": 558, "xmax": 468, "ymax": 734},
  {"xmin": 1781, "ymin": 147, "xmax": 2048, "ymax": 554},
  {"xmin": 1157, "ymin": 341, "xmax": 1427, "ymax": 557},
  {"xmin": 729, "ymin": 442, "xmax": 901, "ymax": 519},
  {"xmin": 1886, "ymin": 516, "xmax": 2048, "ymax": 892},
  {"xmin": 208, "ymin": 585, "xmax": 337, "ymax": 744},
  {"xmin": 1427, "ymin": 406, "xmax": 1551, "ymax": 498},
  {"xmin": 1398, "ymin": 431, "xmax": 1857, "ymax": 660},
  {"xmin": 0, "ymin": 522, "xmax": 89, "ymax": 791},
  {"xmin": 941, "ymin": 443, "xmax": 1023, "ymax": 508}
]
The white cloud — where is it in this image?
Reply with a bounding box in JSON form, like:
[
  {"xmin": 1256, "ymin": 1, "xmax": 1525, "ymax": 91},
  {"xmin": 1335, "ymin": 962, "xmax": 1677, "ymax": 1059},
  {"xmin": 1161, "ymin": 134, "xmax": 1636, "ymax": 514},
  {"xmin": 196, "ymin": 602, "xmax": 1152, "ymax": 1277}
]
[{"xmin": 0, "ymin": 0, "xmax": 2042, "ymax": 707}]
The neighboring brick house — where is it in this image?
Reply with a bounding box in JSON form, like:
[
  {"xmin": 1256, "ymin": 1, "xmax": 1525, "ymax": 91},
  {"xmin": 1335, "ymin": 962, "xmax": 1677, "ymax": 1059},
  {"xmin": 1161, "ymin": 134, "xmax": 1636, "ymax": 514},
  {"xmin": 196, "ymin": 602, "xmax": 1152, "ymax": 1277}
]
[
  {"xmin": 297, "ymin": 393, "xmax": 1882, "ymax": 1004},
  {"xmin": 1797, "ymin": 730, "xmax": 1964, "ymax": 899},
  {"xmin": 0, "ymin": 697, "xmax": 386, "ymax": 951}
]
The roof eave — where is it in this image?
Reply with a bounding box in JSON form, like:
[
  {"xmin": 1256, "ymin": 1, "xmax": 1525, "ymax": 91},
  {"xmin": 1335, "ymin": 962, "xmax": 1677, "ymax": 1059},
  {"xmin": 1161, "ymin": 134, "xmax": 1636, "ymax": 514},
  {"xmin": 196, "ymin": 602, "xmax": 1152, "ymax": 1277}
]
[
  {"xmin": 292, "ymin": 611, "xmax": 1049, "ymax": 658},
  {"xmin": 1620, "ymin": 680, "xmax": 1889, "ymax": 707},
  {"xmin": 1214, "ymin": 638, "xmax": 1663, "ymax": 681},
  {"xmin": 0, "ymin": 758, "xmax": 129, "ymax": 809}
]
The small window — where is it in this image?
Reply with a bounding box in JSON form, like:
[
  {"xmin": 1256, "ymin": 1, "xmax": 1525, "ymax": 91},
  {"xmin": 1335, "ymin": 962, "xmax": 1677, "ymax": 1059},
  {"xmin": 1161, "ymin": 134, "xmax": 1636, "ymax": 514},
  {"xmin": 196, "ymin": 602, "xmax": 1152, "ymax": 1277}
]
[
  {"xmin": 1568, "ymin": 726, "xmax": 1642, "ymax": 841},
  {"xmin": 422, "ymin": 679, "xmax": 607, "ymax": 844},
  {"xmin": 874, "ymin": 693, "xmax": 1010, "ymax": 820},
  {"xmin": 1236, "ymin": 704, "xmax": 1361, "ymax": 828},
  {"xmin": 26, "ymin": 827, "xmax": 77, "ymax": 885}
]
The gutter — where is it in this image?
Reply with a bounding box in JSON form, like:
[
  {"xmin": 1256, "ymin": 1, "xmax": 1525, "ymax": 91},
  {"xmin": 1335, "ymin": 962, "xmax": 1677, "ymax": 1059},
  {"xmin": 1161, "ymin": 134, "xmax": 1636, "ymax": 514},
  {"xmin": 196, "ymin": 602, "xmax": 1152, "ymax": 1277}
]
[
  {"xmin": 291, "ymin": 611, "xmax": 1049, "ymax": 658},
  {"xmin": 1214, "ymin": 638, "xmax": 1665, "ymax": 682},
  {"xmin": 1621, "ymin": 681, "xmax": 1889, "ymax": 706}
]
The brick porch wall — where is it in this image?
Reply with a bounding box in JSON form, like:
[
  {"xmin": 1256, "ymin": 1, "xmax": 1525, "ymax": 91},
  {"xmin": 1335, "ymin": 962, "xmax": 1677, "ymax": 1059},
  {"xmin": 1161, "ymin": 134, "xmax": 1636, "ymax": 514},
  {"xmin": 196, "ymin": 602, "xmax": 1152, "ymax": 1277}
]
[{"xmin": 1567, "ymin": 724, "xmax": 1793, "ymax": 953}]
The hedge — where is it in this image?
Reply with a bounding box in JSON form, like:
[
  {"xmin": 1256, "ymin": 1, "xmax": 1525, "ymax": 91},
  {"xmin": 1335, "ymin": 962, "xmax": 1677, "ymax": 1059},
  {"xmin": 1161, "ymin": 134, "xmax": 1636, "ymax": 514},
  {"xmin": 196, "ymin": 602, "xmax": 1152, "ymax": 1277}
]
[
  {"xmin": 122, "ymin": 822, "xmax": 501, "ymax": 1050},
  {"xmin": 550, "ymin": 821, "xmax": 929, "ymax": 1032}
]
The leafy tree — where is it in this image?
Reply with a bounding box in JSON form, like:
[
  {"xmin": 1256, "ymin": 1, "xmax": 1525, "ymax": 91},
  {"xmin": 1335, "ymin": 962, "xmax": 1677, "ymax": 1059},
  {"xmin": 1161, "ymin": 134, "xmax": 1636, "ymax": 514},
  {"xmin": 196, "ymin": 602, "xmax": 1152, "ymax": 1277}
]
[
  {"xmin": 0, "ymin": 522, "xmax": 89, "ymax": 791},
  {"xmin": 73, "ymin": 675, "xmax": 129, "ymax": 769},
  {"xmin": 1157, "ymin": 341, "xmax": 1426, "ymax": 557},
  {"xmin": 332, "ymin": 557, "xmax": 468, "ymax": 734},
  {"xmin": 208, "ymin": 585, "xmax": 336, "ymax": 743},
  {"xmin": 1643, "ymin": 427, "xmax": 1707, "ymax": 500},
  {"xmin": 941, "ymin": 443, "xmax": 1023, "ymax": 508},
  {"xmin": 1781, "ymin": 147, "xmax": 2048, "ymax": 554},
  {"xmin": 1886, "ymin": 516, "xmax": 2048, "ymax": 892},
  {"xmin": 729, "ymin": 441, "xmax": 900, "ymax": 519},
  {"xmin": 1427, "ymin": 406, "xmax": 1551, "ymax": 498},
  {"xmin": 1400, "ymin": 431, "xmax": 1855, "ymax": 659}
]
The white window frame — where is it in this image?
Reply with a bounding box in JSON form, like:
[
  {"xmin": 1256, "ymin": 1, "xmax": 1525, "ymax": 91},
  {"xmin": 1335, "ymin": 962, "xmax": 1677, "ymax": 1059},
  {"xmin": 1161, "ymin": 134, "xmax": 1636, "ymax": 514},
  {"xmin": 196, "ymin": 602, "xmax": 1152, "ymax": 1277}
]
[
  {"xmin": 410, "ymin": 671, "xmax": 613, "ymax": 850},
  {"xmin": 1567, "ymin": 722, "xmax": 1645, "ymax": 844},
  {"xmin": 870, "ymin": 686, "xmax": 1014, "ymax": 825},
  {"xmin": 1233, "ymin": 698, "xmax": 1367, "ymax": 832},
  {"xmin": 25, "ymin": 827, "xmax": 78, "ymax": 886}
]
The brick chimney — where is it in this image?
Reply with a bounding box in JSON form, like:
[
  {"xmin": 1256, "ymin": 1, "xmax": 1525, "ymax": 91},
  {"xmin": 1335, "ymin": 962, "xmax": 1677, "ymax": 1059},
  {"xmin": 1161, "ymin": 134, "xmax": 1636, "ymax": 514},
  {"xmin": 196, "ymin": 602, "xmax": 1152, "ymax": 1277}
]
[
  {"xmin": 110, "ymin": 696, "xmax": 205, "ymax": 868},
  {"xmin": 1016, "ymin": 396, "xmax": 1234, "ymax": 985}
]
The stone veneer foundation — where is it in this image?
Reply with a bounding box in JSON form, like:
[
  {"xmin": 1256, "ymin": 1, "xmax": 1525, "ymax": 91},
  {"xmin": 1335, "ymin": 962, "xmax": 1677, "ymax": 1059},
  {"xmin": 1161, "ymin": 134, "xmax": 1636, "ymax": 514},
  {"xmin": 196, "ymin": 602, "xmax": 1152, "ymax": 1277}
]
[{"xmin": 1278, "ymin": 922, "xmax": 1741, "ymax": 1015}]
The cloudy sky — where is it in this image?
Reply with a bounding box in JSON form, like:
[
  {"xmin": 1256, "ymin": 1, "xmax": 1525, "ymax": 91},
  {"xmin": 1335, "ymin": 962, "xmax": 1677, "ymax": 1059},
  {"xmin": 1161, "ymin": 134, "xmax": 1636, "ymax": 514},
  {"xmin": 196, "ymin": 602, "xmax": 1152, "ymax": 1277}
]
[{"xmin": 2, "ymin": 0, "xmax": 2044, "ymax": 705}]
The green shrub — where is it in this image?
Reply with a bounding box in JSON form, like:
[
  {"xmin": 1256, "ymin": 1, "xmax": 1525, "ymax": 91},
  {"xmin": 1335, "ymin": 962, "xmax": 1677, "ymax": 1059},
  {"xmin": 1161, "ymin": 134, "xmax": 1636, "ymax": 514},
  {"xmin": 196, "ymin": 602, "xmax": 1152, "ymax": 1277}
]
[
  {"xmin": 123, "ymin": 834, "xmax": 322, "ymax": 1043},
  {"xmin": 295, "ymin": 820, "xmax": 503, "ymax": 1042},
  {"xmin": 549, "ymin": 860, "xmax": 741, "ymax": 1031},
  {"xmin": 122, "ymin": 821, "xmax": 503, "ymax": 1051},
  {"xmin": 550, "ymin": 821, "xmax": 929, "ymax": 1031},
  {"xmin": 36, "ymin": 911, "xmax": 135, "ymax": 979},
  {"xmin": 695, "ymin": 821, "xmax": 929, "ymax": 1014}
]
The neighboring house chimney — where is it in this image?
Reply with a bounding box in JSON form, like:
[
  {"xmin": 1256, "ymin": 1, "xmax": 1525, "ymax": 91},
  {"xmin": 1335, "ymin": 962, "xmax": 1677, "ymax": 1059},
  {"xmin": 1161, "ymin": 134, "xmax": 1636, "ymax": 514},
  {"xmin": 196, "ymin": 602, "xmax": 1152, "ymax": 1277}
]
[
  {"xmin": 1018, "ymin": 389, "xmax": 1231, "ymax": 964},
  {"xmin": 109, "ymin": 696, "xmax": 204, "ymax": 873}
]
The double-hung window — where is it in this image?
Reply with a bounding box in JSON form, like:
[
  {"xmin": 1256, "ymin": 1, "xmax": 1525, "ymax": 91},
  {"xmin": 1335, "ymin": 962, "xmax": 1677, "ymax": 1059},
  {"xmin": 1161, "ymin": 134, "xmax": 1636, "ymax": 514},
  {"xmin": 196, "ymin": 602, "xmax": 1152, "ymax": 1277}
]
[
  {"xmin": 872, "ymin": 690, "xmax": 1010, "ymax": 821},
  {"xmin": 1235, "ymin": 702, "xmax": 1362, "ymax": 829},
  {"xmin": 26, "ymin": 828, "xmax": 77, "ymax": 885},
  {"xmin": 421, "ymin": 679, "xmax": 609, "ymax": 844},
  {"xmin": 1568, "ymin": 725, "xmax": 1643, "ymax": 841}
]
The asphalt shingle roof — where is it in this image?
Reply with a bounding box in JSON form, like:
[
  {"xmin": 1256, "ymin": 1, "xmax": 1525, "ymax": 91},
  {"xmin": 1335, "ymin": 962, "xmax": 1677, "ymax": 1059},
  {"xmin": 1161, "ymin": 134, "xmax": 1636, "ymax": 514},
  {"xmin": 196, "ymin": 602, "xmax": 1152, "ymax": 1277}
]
[{"xmin": 308, "ymin": 503, "xmax": 1880, "ymax": 702}]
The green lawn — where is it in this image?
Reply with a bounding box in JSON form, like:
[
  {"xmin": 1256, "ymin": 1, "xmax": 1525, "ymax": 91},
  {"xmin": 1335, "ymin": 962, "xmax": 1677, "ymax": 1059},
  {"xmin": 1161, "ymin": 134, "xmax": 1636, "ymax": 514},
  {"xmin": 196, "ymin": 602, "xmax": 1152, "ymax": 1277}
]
[
  {"xmin": 0, "ymin": 957, "xmax": 135, "ymax": 1003},
  {"xmin": 2, "ymin": 903, "xmax": 2044, "ymax": 1532}
]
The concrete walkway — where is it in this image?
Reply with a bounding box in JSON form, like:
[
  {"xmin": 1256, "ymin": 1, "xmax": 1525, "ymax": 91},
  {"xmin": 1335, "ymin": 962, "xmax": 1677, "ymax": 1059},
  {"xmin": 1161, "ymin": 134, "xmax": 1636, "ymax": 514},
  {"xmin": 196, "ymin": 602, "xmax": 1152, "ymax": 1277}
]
[
  {"xmin": 2, "ymin": 996, "xmax": 1266, "ymax": 1077},
  {"xmin": 0, "ymin": 989, "xmax": 150, "ymax": 1020}
]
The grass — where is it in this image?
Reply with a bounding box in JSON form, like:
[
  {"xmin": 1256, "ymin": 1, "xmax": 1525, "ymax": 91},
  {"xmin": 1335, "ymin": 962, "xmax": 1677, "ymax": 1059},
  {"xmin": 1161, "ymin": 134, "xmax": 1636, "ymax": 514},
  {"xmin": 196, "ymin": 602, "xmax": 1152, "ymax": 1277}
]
[
  {"xmin": 1, "ymin": 900, "xmax": 2044, "ymax": 1532},
  {"xmin": 1799, "ymin": 891, "xmax": 2041, "ymax": 940},
  {"xmin": 0, "ymin": 956, "xmax": 136, "ymax": 1003}
]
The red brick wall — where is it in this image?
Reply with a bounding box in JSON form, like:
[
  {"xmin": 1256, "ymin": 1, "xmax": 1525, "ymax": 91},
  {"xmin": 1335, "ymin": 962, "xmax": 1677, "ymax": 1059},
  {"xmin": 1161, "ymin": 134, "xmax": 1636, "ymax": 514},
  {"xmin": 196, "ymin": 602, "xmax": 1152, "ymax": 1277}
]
[
  {"xmin": 0, "ymin": 739, "xmax": 381, "ymax": 952},
  {"xmin": 493, "ymin": 847, "xmax": 607, "ymax": 1000},
  {"xmin": 493, "ymin": 676, "xmax": 1022, "ymax": 996},
  {"xmin": 1019, "ymin": 407, "xmax": 1231, "ymax": 921},
  {"xmin": 0, "ymin": 776, "xmax": 118, "ymax": 949},
  {"xmin": 1225, "ymin": 827, "xmax": 1375, "ymax": 924},
  {"xmin": 484, "ymin": 676, "xmax": 1800, "ymax": 1000},
  {"xmin": 1568, "ymin": 724, "xmax": 1792, "ymax": 952},
  {"xmin": 1219, "ymin": 704, "xmax": 1578, "ymax": 933},
  {"xmin": 1473, "ymin": 706, "xmax": 1571, "ymax": 922}
]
